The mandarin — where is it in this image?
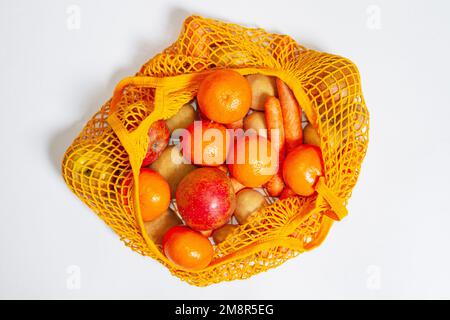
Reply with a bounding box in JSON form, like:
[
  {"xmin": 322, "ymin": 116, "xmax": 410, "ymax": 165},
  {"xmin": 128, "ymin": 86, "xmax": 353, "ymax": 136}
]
[
  {"xmin": 139, "ymin": 168, "xmax": 171, "ymax": 222},
  {"xmin": 228, "ymin": 134, "xmax": 277, "ymax": 187},
  {"xmin": 182, "ymin": 120, "xmax": 230, "ymax": 166},
  {"xmin": 197, "ymin": 70, "xmax": 251, "ymax": 124},
  {"xmin": 282, "ymin": 144, "xmax": 324, "ymax": 196},
  {"xmin": 162, "ymin": 226, "xmax": 214, "ymax": 271}
]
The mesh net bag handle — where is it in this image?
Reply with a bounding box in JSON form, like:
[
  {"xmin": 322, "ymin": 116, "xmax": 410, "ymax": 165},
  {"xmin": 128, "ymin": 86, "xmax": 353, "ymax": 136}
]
[{"xmin": 62, "ymin": 15, "xmax": 369, "ymax": 286}]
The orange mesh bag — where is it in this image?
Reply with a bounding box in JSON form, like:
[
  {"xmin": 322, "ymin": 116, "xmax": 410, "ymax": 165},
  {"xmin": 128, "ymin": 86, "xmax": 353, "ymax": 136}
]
[{"xmin": 62, "ymin": 16, "xmax": 369, "ymax": 286}]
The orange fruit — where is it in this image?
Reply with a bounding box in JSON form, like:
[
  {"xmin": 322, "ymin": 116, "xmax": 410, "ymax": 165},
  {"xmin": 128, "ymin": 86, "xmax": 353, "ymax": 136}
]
[
  {"xmin": 182, "ymin": 120, "xmax": 230, "ymax": 166},
  {"xmin": 228, "ymin": 134, "xmax": 277, "ymax": 187},
  {"xmin": 282, "ymin": 144, "xmax": 324, "ymax": 196},
  {"xmin": 197, "ymin": 69, "xmax": 251, "ymax": 124},
  {"xmin": 162, "ymin": 226, "xmax": 214, "ymax": 271},
  {"xmin": 139, "ymin": 168, "xmax": 171, "ymax": 222}
]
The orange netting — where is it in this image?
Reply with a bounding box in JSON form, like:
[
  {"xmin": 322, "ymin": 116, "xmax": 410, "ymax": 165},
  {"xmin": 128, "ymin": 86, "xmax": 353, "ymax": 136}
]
[{"xmin": 62, "ymin": 15, "xmax": 369, "ymax": 286}]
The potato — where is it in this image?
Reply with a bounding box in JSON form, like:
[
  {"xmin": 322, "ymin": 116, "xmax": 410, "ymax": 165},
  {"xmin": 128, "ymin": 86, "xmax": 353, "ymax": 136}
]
[
  {"xmin": 166, "ymin": 103, "xmax": 196, "ymax": 133},
  {"xmin": 149, "ymin": 145, "xmax": 196, "ymax": 197},
  {"xmin": 234, "ymin": 189, "xmax": 267, "ymax": 224},
  {"xmin": 243, "ymin": 111, "xmax": 267, "ymax": 138},
  {"xmin": 212, "ymin": 224, "xmax": 238, "ymax": 244},
  {"xmin": 144, "ymin": 208, "xmax": 182, "ymax": 244},
  {"xmin": 246, "ymin": 74, "xmax": 277, "ymax": 110},
  {"xmin": 303, "ymin": 123, "xmax": 321, "ymax": 147},
  {"xmin": 211, "ymin": 47, "xmax": 255, "ymax": 67}
]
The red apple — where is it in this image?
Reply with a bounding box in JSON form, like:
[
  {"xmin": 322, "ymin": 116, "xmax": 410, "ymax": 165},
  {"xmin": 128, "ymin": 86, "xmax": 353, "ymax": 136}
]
[
  {"xmin": 176, "ymin": 167, "xmax": 236, "ymax": 231},
  {"xmin": 142, "ymin": 120, "xmax": 170, "ymax": 167}
]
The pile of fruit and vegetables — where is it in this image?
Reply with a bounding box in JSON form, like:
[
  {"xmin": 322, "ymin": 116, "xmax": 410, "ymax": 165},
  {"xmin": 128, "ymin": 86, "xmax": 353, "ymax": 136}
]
[{"xmin": 138, "ymin": 69, "xmax": 324, "ymax": 271}]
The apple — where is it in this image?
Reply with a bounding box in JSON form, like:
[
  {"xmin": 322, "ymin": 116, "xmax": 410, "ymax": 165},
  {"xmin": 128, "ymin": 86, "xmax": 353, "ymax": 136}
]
[
  {"xmin": 142, "ymin": 120, "xmax": 170, "ymax": 167},
  {"xmin": 176, "ymin": 167, "xmax": 236, "ymax": 231}
]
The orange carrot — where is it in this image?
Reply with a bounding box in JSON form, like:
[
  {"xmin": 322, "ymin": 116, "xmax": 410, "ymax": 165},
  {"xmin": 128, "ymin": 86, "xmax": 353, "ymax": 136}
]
[
  {"xmin": 276, "ymin": 79, "xmax": 303, "ymax": 152},
  {"xmin": 264, "ymin": 96, "xmax": 285, "ymax": 163},
  {"xmin": 279, "ymin": 186, "xmax": 297, "ymax": 200},
  {"xmin": 230, "ymin": 177, "xmax": 245, "ymax": 194},
  {"xmin": 226, "ymin": 118, "xmax": 244, "ymax": 130},
  {"xmin": 217, "ymin": 164, "xmax": 229, "ymax": 174},
  {"xmin": 200, "ymin": 230, "xmax": 213, "ymax": 237},
  {"xmin": 265, "ymin": 172, "xmax": 285, "ymax": 197}
]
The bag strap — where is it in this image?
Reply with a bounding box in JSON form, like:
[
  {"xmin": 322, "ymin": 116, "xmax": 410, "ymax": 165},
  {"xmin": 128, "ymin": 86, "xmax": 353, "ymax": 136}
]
[{"xmin": 315, "ymin": 177, "xmax": 348, "ymax": 220}]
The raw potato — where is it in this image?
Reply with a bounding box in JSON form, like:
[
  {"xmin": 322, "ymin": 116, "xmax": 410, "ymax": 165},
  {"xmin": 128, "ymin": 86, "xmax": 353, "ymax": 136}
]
[
  {"xmin": 149, "ymin": 145, "xmax": 196, "ymax": 197},
  {"xmin": 211, "ymin": 46, "xmax": 255, "ymax": 67},
  {"xmin": 243, "ymin": 111, "xmax": 267, "ymax": 138},
  {"xmin": 212, "ymin": 224, "xmax": 238, "ymax": 244},
  {"xmin": 303, "ymin": 123, "xmax": 321, "ymax": 147},
  {"xmin": 144, "ymin": 208, "xmax": 182, "ymax": 244},
  {"xmin": 234, "ymin": 189, "xmax": 266, "ymax": 224},
  {"xmin": 246, "ymin": 74, "xmax": 277, "ymax": 111},
  {"xmin": 166, "ymin": 103, "xmax": 196, "ymax": 133}
]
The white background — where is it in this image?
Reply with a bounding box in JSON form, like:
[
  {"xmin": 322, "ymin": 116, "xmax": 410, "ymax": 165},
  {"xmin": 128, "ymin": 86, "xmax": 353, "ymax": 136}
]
[{"xmin": 1, "ymin": 0, "xmax": 449, "ymax": 299}]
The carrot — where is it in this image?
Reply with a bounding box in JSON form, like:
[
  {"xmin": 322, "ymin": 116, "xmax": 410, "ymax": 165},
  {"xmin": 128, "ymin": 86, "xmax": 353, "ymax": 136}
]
[
  {"xmin": 217, "ymin": 164, "xmax": 229, "ymax": 174},
  {"xmin": 264, "ymin": 96, "xmax": 285, "ymax": 163},
  {"xmin": 279, "ymin": 186, "xmax": 297, "ymax": 200},
  {"xmin": 226, "ymin": 118, "xmax": 244, "ymax": 130},
  {"xmin": 265, "ymin": 172, "xmax": 285, "ymax": 197},
  {"xmin": 276, "ymin": 79, "xmax": 303, "ymax": 152},
  {"xmin": 230, "ymin": 177, "xmax": 245, "ymax": 194},
  {"xmin": 200, "ymin": 230, "xmax": 213, "ymax": 237}
]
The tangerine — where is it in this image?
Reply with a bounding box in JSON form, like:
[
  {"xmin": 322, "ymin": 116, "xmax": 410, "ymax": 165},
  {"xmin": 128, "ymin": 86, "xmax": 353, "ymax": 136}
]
[
  {"xmin": 197, "ymin": 69, "xmax": 251, "ymax": 124},
  {"xmin": 182, "ymin": 120, "xmax": 230, "ymax": 166},
  {"xmin": 228, "ymin": 134, "xmax": 277, "ymax": 187},
  {"xmin": 162, "ymin": 226, "xmax": 214, "ymax": 271},
  {"xmin": 139, "ymin": 168, "xmax": 171, "ymax": 222},
  {"xmin": 282, "ymin": 144, "xmax": 324, "ymax": 196}
]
